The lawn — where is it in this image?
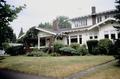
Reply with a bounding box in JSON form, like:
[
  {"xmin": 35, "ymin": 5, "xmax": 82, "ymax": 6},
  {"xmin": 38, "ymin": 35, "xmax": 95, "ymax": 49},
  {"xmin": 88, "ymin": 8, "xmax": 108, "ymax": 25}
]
[
  {"xmin": 81, "ymin": 60, "xmax": 120, "ymax": 79},
  {"xmin": 0, "ymin": 56, "xmax": 114, "ymax": 78}
]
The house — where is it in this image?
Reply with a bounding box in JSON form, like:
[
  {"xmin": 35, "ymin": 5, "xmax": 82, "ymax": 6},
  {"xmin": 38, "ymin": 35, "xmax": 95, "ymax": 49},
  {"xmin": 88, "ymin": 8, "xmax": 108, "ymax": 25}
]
[{"xmin": 35, "ymin": 7, "xmax": 120, "ymax": 49}]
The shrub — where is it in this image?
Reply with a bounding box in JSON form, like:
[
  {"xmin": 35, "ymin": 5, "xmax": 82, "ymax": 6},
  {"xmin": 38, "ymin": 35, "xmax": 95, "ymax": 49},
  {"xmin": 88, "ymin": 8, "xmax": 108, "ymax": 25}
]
[
  {"xmin": 59, "ymin": 47, "xmax": 77, "ymax": 56},
  {"xmin": 26, "ymin": 50, "xmax": 49, "ymax": 57},
  {"xmin": 98, "ymin": 39, "xmax": 113, "ymax": 55},
  {"xmin": 113, "ymin": 39, "xmax": 120, "ymax": 63},
  {"xmin": 87, "ymin": 40, "xmax": 98, "ymax": 55},
  {"xmin": 6, "ymin": 46, "xmax": 25, "ymax": 56},
  {"xmin": 77, "ymin": 45, "xmax": 88, "ymax": 55},
  {"xmin": 53, "ymin": 41, "xmax": 64, "ymax": 53},
  {"xmin": 70, "ymin": 43, "xmax": 80, "ymax": 50},
  {"xmin": 2, "ymin": 43, "xmax": 10, "ymax": 50},
  {"xmin": 50, "ymin": 52, "xmax": 61, "ymax": 56}
]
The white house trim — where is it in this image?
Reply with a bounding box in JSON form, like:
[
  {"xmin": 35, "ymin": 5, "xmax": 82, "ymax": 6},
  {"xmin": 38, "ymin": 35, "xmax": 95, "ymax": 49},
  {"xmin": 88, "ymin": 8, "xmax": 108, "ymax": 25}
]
[
  {"xmin": 36, "ymin": 27, "xmax": 56, "ymax": 35},
  {"xmin": 87, "ymin": 18, "xmax": 116, "ymax": 30}
]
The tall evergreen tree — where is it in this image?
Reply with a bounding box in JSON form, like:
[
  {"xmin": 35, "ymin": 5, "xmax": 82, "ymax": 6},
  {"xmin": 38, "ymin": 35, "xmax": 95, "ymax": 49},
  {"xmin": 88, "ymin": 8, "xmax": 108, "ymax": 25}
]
[
  {"xmin": 18, "ymin": 27, "xmax": 24, "ymax": 38},
  {"xmin": 115, "ymin": 0, "xmax": 120, "ymax": 23},
  {"xmin": 114, "ymin": 0, "xmax": 120, "ymax": 63}
]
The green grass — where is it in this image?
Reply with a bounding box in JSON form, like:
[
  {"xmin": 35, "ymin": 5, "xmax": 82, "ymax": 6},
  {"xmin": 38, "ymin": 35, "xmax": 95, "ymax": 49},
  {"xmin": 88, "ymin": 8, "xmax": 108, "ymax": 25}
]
[
  {"xmin": 0, "ymin": 56, "xmax": 114, "ymax": 78},
  {"xmin": 81, "ymin": 61, "xmax": 120, "ymax": 79}
]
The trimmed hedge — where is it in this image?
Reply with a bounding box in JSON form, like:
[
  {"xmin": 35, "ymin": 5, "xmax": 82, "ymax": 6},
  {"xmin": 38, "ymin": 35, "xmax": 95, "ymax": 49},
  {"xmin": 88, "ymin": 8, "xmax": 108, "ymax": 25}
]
[
  {"xmin": 98, "ymin": 39, "xmax": 113, "ymax": 55},
  {"xmin": 60, "ymin": 47, "xmax": 77, "ymax": 56},
  {"xmin": 6, "ymin": 46, "xmax": 25, "ymax": 56},
  {"xmin": 26, "ymin": 51, "xmax": 49, "ymax": 57},
  {"xmin": 87, "ymin": 40, "xmax": 98, "ymax": 55}
]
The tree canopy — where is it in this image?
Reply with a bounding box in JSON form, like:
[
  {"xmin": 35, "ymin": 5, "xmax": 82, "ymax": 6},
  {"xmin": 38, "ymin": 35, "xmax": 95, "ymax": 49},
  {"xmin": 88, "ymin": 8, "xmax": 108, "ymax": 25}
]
[
  {"xmin": 55, "ymin": 16, "xmax": 71, "ymax": 29},
  {"xmin": 0, "ymin": 0, "xmax": 25, "ymax": 47}
]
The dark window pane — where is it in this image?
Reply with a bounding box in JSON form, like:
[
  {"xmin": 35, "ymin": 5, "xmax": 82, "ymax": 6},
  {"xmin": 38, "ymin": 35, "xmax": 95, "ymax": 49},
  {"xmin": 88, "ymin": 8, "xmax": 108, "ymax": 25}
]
[
  {"xmin": 90, "ymin": 36, "xmax": 93, "ymax": 39},
  {"xmin": 118, "ymin": 33, "xmax": 120, "ymax": 38},
  {"xmin": 111, "ymin": 34, "xmax": 115, "ymax": 39},
  {"xmin": 94, "ymin": 36, "xmax": 98, "ymax": 39},
  {"xmin": 104, "ymin": 34, "xmax": 109, "ymax": 39},
  {"xmin": 79, "ymin": 38, "xmax": 82, "ymax": 44},
  {"xmin": 40, "ymin": 38, "xmax": 45, "ymax": 46},
  {"xmin": 71, "ymin": 38, "xmax": 77, "ymax": 43}
]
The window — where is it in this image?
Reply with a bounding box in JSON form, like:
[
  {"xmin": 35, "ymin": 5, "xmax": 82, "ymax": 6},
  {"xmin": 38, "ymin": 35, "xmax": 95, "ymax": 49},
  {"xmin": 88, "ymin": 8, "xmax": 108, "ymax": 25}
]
[
  {"xmin": 79, "ymin": 35, "xmax": 82, "ymax": 44},
  {"xmin": 94, "ymin": 36, "xmax": 98, "ymax": 39},
  {"xmin": 40, "ymin": 38, "xmax": 46, "ymax": 46},
  {"xmin": 67, "ymin": 37, "xmax": 69, "ymax": 45},
  {"xmin": 97, "ymin": 16, "xmax": 102, "ymax": 23},
  {"xmin": 105, "ymin": 15, "xmax": 109, "ymax": 19},
  {"xmin": 118, "ymin": 33, "xmax": 120, "ymax": 38},
  {"xmin": 104, "ymin": 34, "xmax": 109, "ymax": 39},
  {"xmin": 71, "ymin": 36, "xmax": 77, "ymax": 43},
  {"xmin": 74, "ymin": 18, "xmax": 87, "ymax": 28},
  {"xmin": 111, "ymin": 34, "xmax": 116, "ymax": 39},
  {"xmin": 90, "ymin": 36, "xmax": 93, "ymax": 39}
]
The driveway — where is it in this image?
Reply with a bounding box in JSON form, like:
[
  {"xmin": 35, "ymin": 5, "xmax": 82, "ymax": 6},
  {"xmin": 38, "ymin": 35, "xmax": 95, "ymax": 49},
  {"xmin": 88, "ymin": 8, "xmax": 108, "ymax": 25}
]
[{"xmin": 0, "ymin": 69, "xmax": 56, "ymax": 79}]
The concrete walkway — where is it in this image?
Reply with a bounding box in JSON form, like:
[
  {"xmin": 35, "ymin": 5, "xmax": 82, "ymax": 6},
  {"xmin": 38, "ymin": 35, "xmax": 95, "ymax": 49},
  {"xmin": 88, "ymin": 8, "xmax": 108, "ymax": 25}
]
[{"xmin": 0, "ymin": 60, "xmax": 115, "ymax": 79}]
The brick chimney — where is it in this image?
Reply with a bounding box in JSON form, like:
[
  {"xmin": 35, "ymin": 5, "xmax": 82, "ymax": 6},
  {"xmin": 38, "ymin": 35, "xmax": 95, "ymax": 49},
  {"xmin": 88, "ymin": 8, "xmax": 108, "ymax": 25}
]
[
  {"xmin": 53, "ymin": 19, "xmax": 59, "ymax": 31},
  {"xmin": 91, "ymin": 6, "xmax": 96, "ymax": 14},
  {"xmin": 91, "ymin": 6, "xmax": 96, "ymax": 25}
]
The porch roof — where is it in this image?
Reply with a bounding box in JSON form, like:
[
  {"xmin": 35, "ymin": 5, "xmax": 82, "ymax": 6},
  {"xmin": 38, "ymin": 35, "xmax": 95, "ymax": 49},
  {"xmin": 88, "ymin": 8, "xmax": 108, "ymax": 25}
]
[{"xmin": 36, "ymin": 27, "xmax": 57, "ymax": 35}]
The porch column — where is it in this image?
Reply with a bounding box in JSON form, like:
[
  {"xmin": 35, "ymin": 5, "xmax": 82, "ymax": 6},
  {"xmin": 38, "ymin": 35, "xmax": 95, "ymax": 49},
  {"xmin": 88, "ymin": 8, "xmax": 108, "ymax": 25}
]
[
  {"xmin": 69, "ymin": 35, "xmax": 71, "ymax": 45},
  {"xmin": 38, "ymin": 36, "xmax": 40, "ymax": 49},
  {"xmin": 116, "ymin": 32, "xmax": 118, "ymax": 39},
  {"xmin": 77, "ymin": 35, "xmax": 80, "ymax": 44}
]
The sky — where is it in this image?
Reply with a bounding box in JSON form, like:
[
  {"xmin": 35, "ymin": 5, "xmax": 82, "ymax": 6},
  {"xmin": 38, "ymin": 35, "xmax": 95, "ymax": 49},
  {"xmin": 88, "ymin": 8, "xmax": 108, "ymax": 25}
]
[{"xmin": 7, "ymin": 0, "xmax": 115, "ymax": 37}]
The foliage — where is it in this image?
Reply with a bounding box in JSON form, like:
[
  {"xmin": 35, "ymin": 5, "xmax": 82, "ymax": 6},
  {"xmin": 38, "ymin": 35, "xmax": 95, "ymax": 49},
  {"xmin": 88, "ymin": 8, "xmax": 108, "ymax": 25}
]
[
  {"xmin": 114, "ymin": 0, "xmax": 120, "ymax": 63},
  {"xmin": 114, "ymin": 39, "xmax": 120, "ymax": 63},
  {"xmin": 53, "ymin": 41, "xmax": 64, "ymax": 53},
  {"xmin": 38, "ymin": 22, "xmax": 52, "ymax": 29},
  {"xmin": 77, "ymin": 45, "xmax": 88, "ymax": 56},
  {"xmin": 115, "ymin": 0, "xmax": 120, "ymax": 23},
  {"xmin": 59, "ymin": 47, "xmax": 77, "ymax": 56},
  {"xmin": 0, "ymin": 0, "xmax": 25, "ymax": 47},
  {"xmin": 2, "ymin": 42, "xmax": 10, "ymax": 50},
  {"xmin": 98, "ymin": 39, "xmax": 113, "ymax": 55},
  {"xmin": 6, "ymin": 46, "xmax": 25, "ymax": 56},
  {"xmin": 70, "ymin": 43, "xmax": 80, "ymax": 50},
  {"xmin": 56, "ymin": 16, "xmax": 71, "ymax": 29},
  {"xmin": 87, "ymin": 40, "xmax": 98, "ymax": 55},
  {"xmin": 50, "ymin": 52, "xmax": 61, "ymax": 56},
  {"xmin": 26, "ymin": 51, "xmax": 49, "ymax": 57},
  {"xmin": 18, "ymin": 26, "xmax": 39, "ymax": 47}
]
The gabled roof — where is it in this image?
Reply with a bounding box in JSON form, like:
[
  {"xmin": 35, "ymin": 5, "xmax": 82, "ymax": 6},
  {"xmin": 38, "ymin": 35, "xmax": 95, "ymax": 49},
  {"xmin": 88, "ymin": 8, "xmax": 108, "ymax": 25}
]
[
  {"xmin": 61, "ymin": 18, "xmax": 117, "ymax": 34},
  {"xmin": 87, "ymin": 17, "xmax": 116, "ymax": 30},
  {"xmin": 70, "ymin": 9, "xmax": 116, "ymax": 21},
  {"xmin": 35, "ymin": 27, "xmax": 56, "ymax": 35}
]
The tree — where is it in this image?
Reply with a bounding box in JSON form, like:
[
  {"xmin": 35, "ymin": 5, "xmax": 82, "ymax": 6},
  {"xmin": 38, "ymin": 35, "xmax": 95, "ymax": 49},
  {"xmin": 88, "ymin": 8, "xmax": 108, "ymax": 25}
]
[
  {"xmin": 18, "ymin": 27, "xmax": 24, "ymax": 38},
  {"xmin": 55, "ymin": 16, "xmax": 71, "ymax": 29},
  {"xmin": 38, "ymin": 22, "xmax": 52, "ymax": 29},
  {"xmin": 114, "ymin": 0, "xmax": 120, "ymax": 63},
  {"xmin": 0, "ymin": 0, "xmax": 25, "ymax": 47},
  {"xmin": 23, "ymin": 26, "xmax": 39, "ymax": 47}
]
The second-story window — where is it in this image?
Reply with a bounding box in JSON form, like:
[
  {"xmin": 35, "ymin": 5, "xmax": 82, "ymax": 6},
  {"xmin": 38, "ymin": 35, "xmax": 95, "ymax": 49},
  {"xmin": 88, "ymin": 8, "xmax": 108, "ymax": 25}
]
[
  {"xmin": 75, "ymin": 18, "xmax": 87, "ymax": 27},
  {"xmin": 97, "ymin": 16, "xmax": 102, "ymax": 23}
]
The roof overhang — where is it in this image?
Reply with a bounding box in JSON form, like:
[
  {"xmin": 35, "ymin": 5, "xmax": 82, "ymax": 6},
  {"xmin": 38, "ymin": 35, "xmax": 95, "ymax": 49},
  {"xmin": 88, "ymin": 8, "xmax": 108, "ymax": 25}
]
[
  {"xmin": 35, "ymin": 27, "xmax": 56, "ymax": 35},
  {"xmin": 87, "ymin": 18, "xmax": 117, "ymax": 30}
]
